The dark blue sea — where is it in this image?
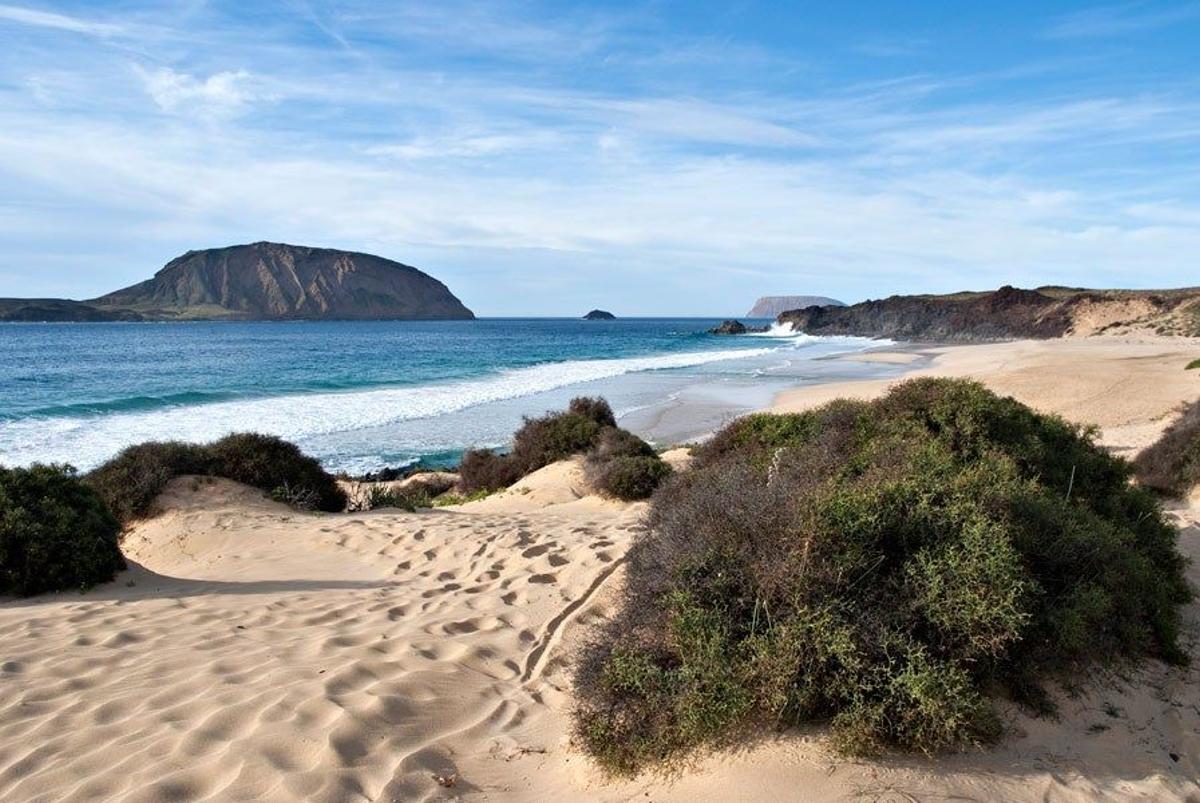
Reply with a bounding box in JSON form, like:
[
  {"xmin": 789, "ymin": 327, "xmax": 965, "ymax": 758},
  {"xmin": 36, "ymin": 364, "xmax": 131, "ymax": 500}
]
[{"xmin": 0, "ymin": 319, "xmax": 900, "ymax": 473}]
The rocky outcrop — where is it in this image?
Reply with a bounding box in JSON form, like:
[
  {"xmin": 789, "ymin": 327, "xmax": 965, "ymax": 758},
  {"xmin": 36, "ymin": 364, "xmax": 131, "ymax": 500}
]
[
  {"xmin": 747, "ymin": 295, "xmax": 845, "ymax": 317},
  {"xmin": 88, "ymin": 242, "xmax": 473, "ymax": 320},
  {"xmin": 708, "ymin": 320, "xmax": 767, "ymax": 335},
  {"xmin": 583, "ymin": 309, "xmax": 616, "ymax": 320},
  {"xmin": 778, "ymin": 285, "xmax": 1200, "ymax": 342}
]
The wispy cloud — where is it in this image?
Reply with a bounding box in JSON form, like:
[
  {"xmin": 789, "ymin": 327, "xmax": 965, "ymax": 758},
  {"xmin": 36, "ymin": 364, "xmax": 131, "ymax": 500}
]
[
  {"xmin": 0, "ymin": 3, "xmax": 124, "ymax": 37},
  {"xmin": 0, "ymin": 1, "xmax": 1198, "ymax": 312},
  {"xmin": 1044, "ymin": 2, "xmax": 1200, "ymax": 39}
]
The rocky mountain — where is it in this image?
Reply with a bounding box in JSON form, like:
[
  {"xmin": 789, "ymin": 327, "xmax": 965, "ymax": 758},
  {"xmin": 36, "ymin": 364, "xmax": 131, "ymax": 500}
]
[
  {"xmin": 92, "ymin": 242, "xmax": 473, "ymax": 320},
  {"xmin": 1, "ymin": 243, "xmax": 474, "ymax": 322},
  {"xmin": 778, "ymin": 285, "xmax": 1200, "ymax": 341},
  {"xmin": 747, "ymin": 295, "xmax": 845, "ymax": 317},
  {"xmin": 583, "ymin": 309, "xmax": 616, "ymax": 320}
]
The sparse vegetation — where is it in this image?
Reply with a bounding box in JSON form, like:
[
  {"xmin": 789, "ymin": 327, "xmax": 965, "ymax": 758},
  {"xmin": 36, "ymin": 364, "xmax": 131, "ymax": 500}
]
[
  {"xmin": 458, "ymin": 397, "xmax": 672, "ymax": 501},
  {"xmin": 458, "ymin": 447, "xmax": 526, "ymax": 494},
  {"xmin": 569, "ymin": 396, "xmax": 618, "ymax": 428},
  {"xmin": 432, "ymin": 489, "xmax": 497, "ymax": 507},
  {"xmin": 574, "ymin": 378, "xmax": 1192, "ymax": 774},
  {"xmin": 1135, "ymin": 399, "xmax": 1200, "ymax": 496},
  {"xmin": 84, "ymin": 441, "xmax": 210, "ymax": 524},
  {"xmin": 585, "ymin": 428, "xmax": 672, "ymax": 501},
  {"xmin": 1, "ymin": 464, "xmax": 125, "ymax": 596},
  {"xmin": 588, "ymin": 455, "xmax": 672, "ymax": 501},
  {"xmin": 87, "ymin": 433, "xmax": 346, "ymax": 525},
  {"xmin": 1187, "ymin": 358, "xmax": 1200, "ymax": 370},
  {"xmin": 365, "ymin": 485, "xmax": 432, "ymax": 511}
]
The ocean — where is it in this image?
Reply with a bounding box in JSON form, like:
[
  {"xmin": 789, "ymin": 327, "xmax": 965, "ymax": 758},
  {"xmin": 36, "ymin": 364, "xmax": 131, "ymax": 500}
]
[{"xmin": 0, "ymin": 319, "xmax": 902, "ymax": 474}]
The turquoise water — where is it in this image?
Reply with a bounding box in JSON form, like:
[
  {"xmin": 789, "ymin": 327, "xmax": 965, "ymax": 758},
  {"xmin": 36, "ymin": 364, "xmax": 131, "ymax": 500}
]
[{"xmin": 0, "ymin": 319, "xmax": 900, "ymax": 473}]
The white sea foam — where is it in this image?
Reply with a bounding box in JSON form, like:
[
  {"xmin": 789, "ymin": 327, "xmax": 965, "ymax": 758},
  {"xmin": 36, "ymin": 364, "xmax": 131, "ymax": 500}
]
[
  {"xmin": 0, "ymin": 335, "xmax": 892, "ymax": 470},
  {"xmin": 746, "ymin": 321, "xmax": 806, "ymax": 338},
  {"xmin": 0, "ymin": 345, "xmax": 781, "ymax": 469}
]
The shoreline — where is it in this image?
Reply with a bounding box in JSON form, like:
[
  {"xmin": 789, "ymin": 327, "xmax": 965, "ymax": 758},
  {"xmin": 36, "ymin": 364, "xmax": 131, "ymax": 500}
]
[{"xmin": 768, "ymin": 336, "xmax": 1200, "ymax": 454}]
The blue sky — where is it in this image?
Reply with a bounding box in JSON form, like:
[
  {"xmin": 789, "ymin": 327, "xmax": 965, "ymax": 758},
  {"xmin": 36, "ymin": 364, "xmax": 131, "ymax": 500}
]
[{"xmin": 1, "ymin": 2, "xmax": 1198, "ymax": 315}]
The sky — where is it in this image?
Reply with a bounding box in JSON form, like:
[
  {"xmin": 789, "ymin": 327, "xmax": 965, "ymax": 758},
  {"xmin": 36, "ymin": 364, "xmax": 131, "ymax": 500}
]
[{"xmin": 0, "ymin": 2, "xmax": 1198, "ymax": 315}]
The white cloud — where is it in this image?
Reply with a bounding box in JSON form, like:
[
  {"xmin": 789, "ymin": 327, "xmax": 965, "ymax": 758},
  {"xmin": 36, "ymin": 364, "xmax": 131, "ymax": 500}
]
[
  {"xmin": 0, "ymin": 3, "xmax": 123, "ymax": 37},
  {"xmin": 367, "ymin": 131, "xmax": 563, "ymax": 160},
  {"xmin": 1044, "ymin": 3, "xmax": 1200, "ymax": 39},
  {"xmin": 137, "ymin": 67, "xmax": 259, "ymax": 118}
]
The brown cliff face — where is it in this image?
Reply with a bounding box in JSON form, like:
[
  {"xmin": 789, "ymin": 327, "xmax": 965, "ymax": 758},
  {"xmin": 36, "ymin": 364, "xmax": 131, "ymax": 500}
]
[
  {"xmin": 778, "ymin": 285, "xmax": 1200, "ymax": 341},
  {"xmin": 87, "ymin": 242, "xmax": 474, "ymax": 321}
]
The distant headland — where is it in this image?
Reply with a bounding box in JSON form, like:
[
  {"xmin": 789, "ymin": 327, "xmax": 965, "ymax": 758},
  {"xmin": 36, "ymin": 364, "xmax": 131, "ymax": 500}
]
[
  {"xmin": 778, "ymin": 285, "xmax": 1200, "ymax": 341},
  {"xmin": 747, "ymin": 295, "xmax": 845, "ymax": 317},
  {"xmin": 0, "ymin": 242, "xmax": 474, "ymax": 322}
]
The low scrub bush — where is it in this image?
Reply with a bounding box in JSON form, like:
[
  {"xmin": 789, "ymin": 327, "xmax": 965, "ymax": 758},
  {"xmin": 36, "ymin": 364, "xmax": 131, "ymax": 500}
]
[
  {"xmin": 1135, "ymin": 399, "xmax": 1200, "ymax": 496},
  {"xmin": 87, "ymin": 433, "xmax": 345, "ymax": 525},
  {"xmin": 206, "ymin": 433, "xmax": 345, "ymax": 512},
  {"xmin": 511, "ymin": 410, "xmax": 605, "ymax": 471},
  {"xmin": 85, "ymin": 441, "xmax": 211, "ymax": 523},
  {"xmin": 1187, "ymin": 359, "xmax": 1200, "ymax": 370},
  {"xmin": 359, "ymin": 485, "xmax": 432, "ymax": 511},
  {"xmin": 1, "ymin": 464, "xmax": 125, "ymax": 596},
  {"xmin": 458, "ymin": 448, "xmax": 525, "ymax": 494},
  {"xmin": 575, "ymin": 378, "xmax": 1192, "ymax": 774},
  {"xmin": 585, "ymin": 428, "xmax": 672, "ymax": 501},
  {"xmin": 459, "ymin": 397, "xmax": 618, "ymax": 493},
  {"xmin": 569, "ymin": 396, "xmax": 618, "ymax": 428},
  {"xmin": 459, "ymin": 397, "xmax": 671, "ymax": 501},
  {"xmin": 590, "ymin": 427, "xmax": 656, "ymax": 462},
  {"xmin": 588, "ymin": 455, "xmax": 672, "ymax": 501},
  {"xmin": 433, "ymin": 488, "xmax": 497, "ymax": 507}
]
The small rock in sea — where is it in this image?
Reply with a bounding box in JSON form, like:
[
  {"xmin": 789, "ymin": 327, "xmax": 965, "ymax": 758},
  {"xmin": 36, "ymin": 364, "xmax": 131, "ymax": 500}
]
[{"xmin": 708, "ymin": 320, "xmax": 767, "ymax": 335}]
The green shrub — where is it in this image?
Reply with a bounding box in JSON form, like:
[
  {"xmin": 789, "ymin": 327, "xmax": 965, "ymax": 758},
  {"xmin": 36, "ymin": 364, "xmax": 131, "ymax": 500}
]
[
  {"xmin": 458, "ymin": 448, "xmax": 525, "ymax": 494},
  {"xmin": 87, "ymin": 433, "xmax": 345, "ymax": 525},
  {"xmin": 364, "ymin": 485, "xmax": 432, "ymax": 511},
  {"xmin": 574, "ymin": 378, "xmax": 1192, "ymax": 773},
  {"xmin": 458, "ymin": 398, "xmax": 668, "ymax": 500},
  {"xmin": 432, "ymin": 488, "xmax": 497, "ymax": 507},
  {"xmin": 459, "ymin": 397, "xmax": 620, "ymax": 493},
  {"xmin": 590, "ymin": 427, "xmax": 656, "ymax": 462},
  {"xmin": 569, "ymin": 396, "xmax": 618, "ymax": 428},
  {"xmin": 206, "ymin": 433, "xmax": 345, "ymax": 512},
  {"xmin": 85, "ymin": 441, "xmax": 211, "ymax": 523},
  {"xmin": 1186, "ymin": 359, "xmax": 1200, "ymax": 370},
  {"xmin": 511, "ymin": 411, "xmax": 604, "ymax": 472},
  {"xmin": 588, "ymin": 455, "xmax": 672, "ymax": 501},
  {"xmin": 1135, "ymin": 399, "xmax": 1200, "ymax": 496},
  {"xmin": 1, "ymin": 464, "xmax": 125, "ymax": 596}
]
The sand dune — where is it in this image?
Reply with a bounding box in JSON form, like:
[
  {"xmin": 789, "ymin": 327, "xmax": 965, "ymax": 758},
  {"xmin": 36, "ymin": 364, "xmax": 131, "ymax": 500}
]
[{"xmin": 2, "ymin": 337, "xmax": 1199, "ymax": 801}]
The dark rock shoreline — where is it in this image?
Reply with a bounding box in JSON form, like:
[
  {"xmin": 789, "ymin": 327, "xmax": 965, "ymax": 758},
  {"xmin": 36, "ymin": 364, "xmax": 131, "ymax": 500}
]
[{"xmin": 777, "ymin": 285, "xmax": 1200, "ymax": 341}]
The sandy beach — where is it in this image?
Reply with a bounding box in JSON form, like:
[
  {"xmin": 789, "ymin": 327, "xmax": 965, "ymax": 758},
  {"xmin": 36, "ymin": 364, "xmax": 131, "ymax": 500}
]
[{"xmin": 2, "ymin": 337, "xmax": 1199, "ymax": 802}]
